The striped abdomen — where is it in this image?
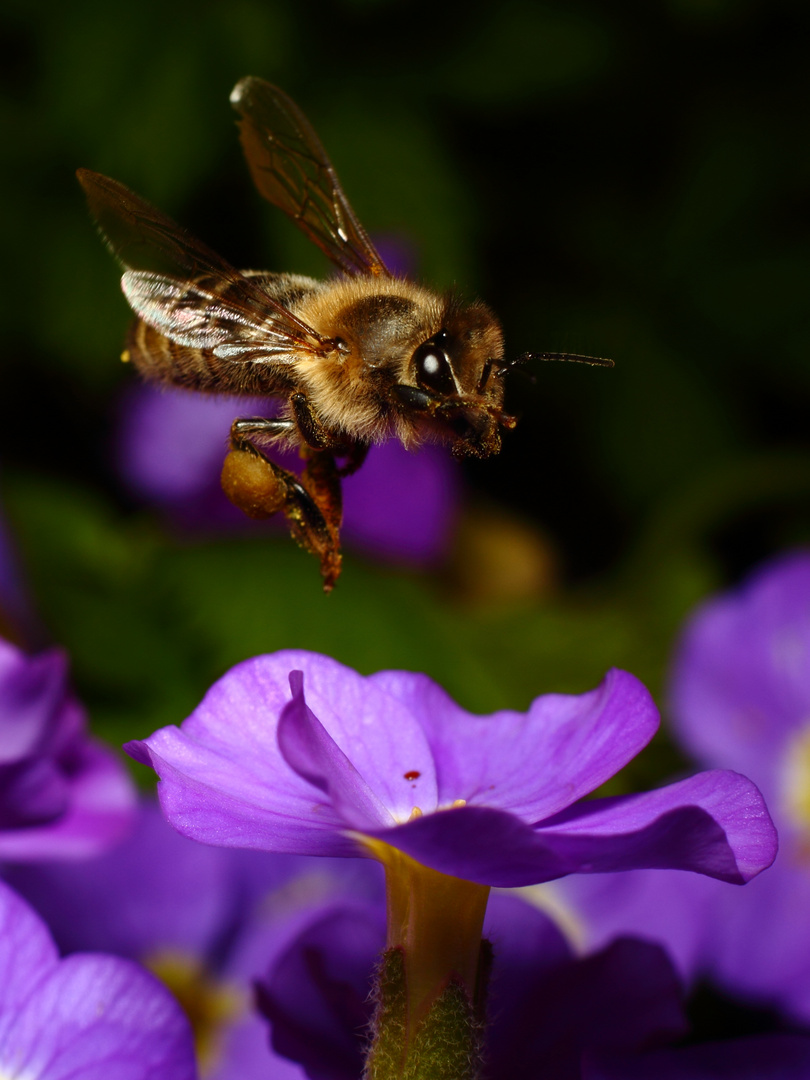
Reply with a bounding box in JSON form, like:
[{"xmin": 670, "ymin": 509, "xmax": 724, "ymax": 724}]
[{"xmin": 125, "ymin": 271, "xmax": 323, "ymax": 397}]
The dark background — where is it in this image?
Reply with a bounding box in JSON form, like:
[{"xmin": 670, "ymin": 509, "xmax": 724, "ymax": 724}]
[{"xmin": 2, "ymin": 0, "xmax": 809, "ymax": 745}]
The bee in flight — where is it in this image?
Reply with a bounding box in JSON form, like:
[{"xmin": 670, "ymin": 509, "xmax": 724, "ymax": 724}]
[{"xmin": 78, "ymin": 77, "xmax": 612, "ymax": 591}]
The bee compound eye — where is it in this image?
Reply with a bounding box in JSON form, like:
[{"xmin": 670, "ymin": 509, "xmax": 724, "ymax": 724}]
[{"xmin": 413, "ymin": 341, "xmax": 455, "ymax": 395}]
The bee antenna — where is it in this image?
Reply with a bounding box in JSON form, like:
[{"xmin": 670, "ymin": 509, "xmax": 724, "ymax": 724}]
[
  {"xmin": 515, "ymin": 351, "xmax": 615, "ymax": 369},
  {"xmin": 493, "ymin": 355, "xmax": 526, "ymax": 378}
]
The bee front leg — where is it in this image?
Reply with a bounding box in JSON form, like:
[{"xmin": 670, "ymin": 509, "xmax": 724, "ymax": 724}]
[
  {"xmin": 290, "ymin": 392, "xmax": 333, "ymax": 450},
  {"xmin": 222, "ymin": 417, "xmax": 343, "ymax": 591},
  {"xmin": 336, "ymin": 441, "xmax": 369, "ymax": 478}
]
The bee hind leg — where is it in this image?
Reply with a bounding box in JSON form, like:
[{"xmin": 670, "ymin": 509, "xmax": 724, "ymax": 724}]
[{"xmin": 223, "ymin": 419, "xmax": 343, "ymax": 592}]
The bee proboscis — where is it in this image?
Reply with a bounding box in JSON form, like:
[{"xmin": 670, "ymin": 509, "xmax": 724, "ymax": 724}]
[{"xmin": 79, "ymin": 78, "xmax": 612, "ymax": 590}]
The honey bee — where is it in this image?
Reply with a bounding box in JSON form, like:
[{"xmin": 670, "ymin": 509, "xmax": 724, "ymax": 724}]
[{"xmin": 78, "ymin": 77, "xmax": 612, "ymax": 590}]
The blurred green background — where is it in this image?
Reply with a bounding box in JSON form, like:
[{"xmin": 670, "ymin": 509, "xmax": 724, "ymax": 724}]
[{"xmin": 2, "ymin": 0, "xmax": 810, "ymax": 793}]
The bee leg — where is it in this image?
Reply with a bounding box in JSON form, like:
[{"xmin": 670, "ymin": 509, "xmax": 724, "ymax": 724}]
[
  {"xmin": 230, "ymin": 415, "xmax": 297, "ymax": 446},
  {"xmin": 290, "ymin": 393, "xmax": 369, "ymax": 478},
  {"xmin": 336, "ymin": 441, "xmax": 369, "ymax": 478},
  {"xmin": 290, "ymin": 392, "xmax": 334, "ymax": 450},
  {"xmin": 223, "ymin": 419, "xmax": 343, "ymax": 592},
  {"xmin": 298, "ymin": 448, "xmax": 343, "ymax": 588}
]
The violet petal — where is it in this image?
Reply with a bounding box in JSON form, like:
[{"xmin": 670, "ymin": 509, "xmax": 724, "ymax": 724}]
[
  {"xmin": 0, "ymin": 737, "xmax": 136, "ymax": 861},
  {"xmin": 257, "ymin": 900, "xmax": 386, "ymax": 1080},
  {"xmin": 670, "ymin": 551, "xmax": 810, "ymax": 803},
  {"xmin": 277, "ymin": 671, "xmax": 395, "ymax": 830},
  {"xmin": 0, "ymin": 642, "xmax": 71, "ymax": 762},
  {"xmin": 128, "ymin": 651, "xmax": 440, "ymax": 848},
  {"xmin": 535, "ymin": 770, "xmax": 777, "ymax": 883},
  {"xmin": 2, "ymin": 954, "xmax": 197, "ymax": 1080},
  {"xmin": 370, "ymin": 667, "xmax": 659, "ymax": 820},
  {"xmin": 0, "ymin": 881, "xmax": 196, "ymax": 1080},
  {"xmin": 366, "ymin": 770, "xmax": 775, "ymax": 887},
  {"xmin": 0, "ymin": 878, "xmax": 58, "ymax": 1023}
]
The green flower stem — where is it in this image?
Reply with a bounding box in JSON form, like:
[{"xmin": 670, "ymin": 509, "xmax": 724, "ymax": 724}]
[{"xmin": 361, "ymin": 840, "xmax": 491, "ymax": 1080}]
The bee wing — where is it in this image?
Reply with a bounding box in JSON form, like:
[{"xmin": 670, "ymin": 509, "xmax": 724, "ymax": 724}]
[
  {"xmin": 120, "ymin": 271, "xmax": 313, "ymax": 360},
  {"xmin": 230, "ymin": 77, "xmax": 391, "ymax": 279},
  {"xmin": 77, "ymin": 168, "xmax": 330, "ymax": 359}
]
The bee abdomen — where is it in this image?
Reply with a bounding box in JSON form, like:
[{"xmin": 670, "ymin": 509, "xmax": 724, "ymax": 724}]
[
  {"xmin": 126, "ymin": 320, "xmax": 224, "ymax": 390},
  {"xmin": 125, "ymin": 271, "xmax": 323, "ymax": 396}
]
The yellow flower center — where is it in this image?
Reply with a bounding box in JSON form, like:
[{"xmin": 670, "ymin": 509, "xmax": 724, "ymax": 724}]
[
  {"xmin": 782, "ymin": 723, "xmax": 810, "ymax": 844},
  {"xmin": 145, "ymin": 950, "xmax": 244, "ymax": 1075}
]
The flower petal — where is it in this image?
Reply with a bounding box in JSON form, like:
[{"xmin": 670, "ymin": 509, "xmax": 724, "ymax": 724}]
[
  {"xmin": 370, "ymin": 668, "xmax": 659, "ymax": 820},
  {"xmin": 0, "ymin": 882, "xmax": 196, "ymax": 1080},
  {"xmin": 3, "ymin": 798, "xmax": 300, "ymax": 962},
  {"xmin": 555, "ymin": 867, "xmax": 719, "ymax": 984},
  {"xmin": 272, "ymin": 656, "xmax": 438, "ymax": 820},
  {"xmin": 488, "ymin": 932, "xmax": 687, "ymax": 1078},
  {"xmin": 341, "ymin": 440, "xmax": 460, "ymax": 566},
  {"xmin": 702, "ymin": 852, "xmax": 810, "ymax": 1023},
  {"xmin": 2, "ymin": 954, "xmax": 196, "ymax": 1080},
  {"xmin": 0, "ymin": 642, "xmax": 70, "ymax": 762},
  {"xmin": 128, "ymin": 729, "xmax": 352, "ymax": 856},
  {"xmin": 277, "ymin": 671, "xmax": 395, "ymax": 830},
  {"xmin": 0, "ymin": 738, "xmax": 136, "ymax": 861},
  {"xmin": 365, "ymin": 771, "xmax": 776, "ymax": 886},
  {"xmin": 0, "ymin": 880, "xmax": 58, "ymax": 1031},
  {"xmin": 670, "ymin": 552, "xmax": 810, "ymax": 800},
  {"xmin": 537, "ymin": 770, "xmax": 778, "ymax": 884},
  {"xmin": 256, "ymin": 900, "xmax": 386, "ymax": 1080},
  {"xmin": 128, "ymin": 651, "xmax": 440, "ymax": 851}
]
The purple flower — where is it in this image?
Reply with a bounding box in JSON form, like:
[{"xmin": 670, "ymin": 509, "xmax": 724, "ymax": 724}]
[
  {"xmin": 256, "ymin": 891, "xmax": 687, "ymax": 1080},
  {"xmin": 254, "ymin": 885, "xmax": 810, "ymax": 1079},
  {"xmin": 551, "ymin": 551, "xmax": 810, "ymax": 1024},
  {"xmin": 126, "ymin": 650, "xmax": 776, "ymax": 888},
  {"xmin": 668, "ymin": 551, "xmax": 810, "ymax": 1019},
  {"xmin": 116, "ymin": 386, "xmax": 461, "ymax": 565},
  {"xmin": 4, "ymin": 798, "xmax": 383, "ymax": 1080},
  {"xmin": 0, "ymin": 877, "xmax": 196, "ymax": 1079},
  {"xmin": 0, "ymin": 636, "xmax": 135, "ymax": 860},
  {"xmin": 670, "ymin": 551, "xmax": 810, "ymax": 814}
]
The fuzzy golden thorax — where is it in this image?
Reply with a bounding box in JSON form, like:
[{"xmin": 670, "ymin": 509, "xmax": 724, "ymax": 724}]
[{"xmin": 290, "ymin": 276, "xmax": 507, "ymax": 451}]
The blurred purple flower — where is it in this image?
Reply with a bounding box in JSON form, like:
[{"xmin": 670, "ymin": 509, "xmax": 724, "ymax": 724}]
[
  {"xmin": 255, "ymin": 887, "xmax": 810, "ymax": 1080},
  {"xmin": 126, "ymin": 650, "xmax": 776, "ymax": 888},
  {"xmin": 668, "ymin": 551, "xmax": 810, "ymax": 1019},
  {"xmin": 670, "ymin": 551, "xmax": 810, "ymax": 814},
  {"xmin": 0, "ymin": 636, "xmax": 135, "ymax": 860},
  {"xmin": 4, "ymin": 798, "xmax": 383, "ymax": 1080},
  {"xmin": 369, "ymin": 233, "xmax": 419, "ymax": 279},
  {"xmin": 258, "ymin": 894, "xmax": 685, "ymax": 1079},
  {"xmin": 482, "ymin": 896, "xmax": 687, "ymax": 1079},
  {"xmin": 553, "ymin": 552, "xmax": 810, "ymax": 1024},
  {"xmin": 0, "ymin": 877, "xmax": 196, "ymax": 1079},
  {"xmin": 116, "ymin": 385, "xmax": 461, "ymax": 565}
]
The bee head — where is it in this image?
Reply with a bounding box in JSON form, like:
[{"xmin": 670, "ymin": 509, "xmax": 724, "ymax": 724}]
[{"xmin": 393, "ymin": 300, "xmax": 516, "ymax": 457}]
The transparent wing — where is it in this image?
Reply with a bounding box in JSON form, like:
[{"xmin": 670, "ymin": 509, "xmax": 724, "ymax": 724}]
[
  {"xmin": 77, "ymin": 168, "xmax": 331, "ymax": 358},
  {"xmin": 121, "ymin": 272, "xmax": 310, "ymax": 361},
  {"xmin": 230, "ymin": 77, "xmax": 391, "ymax": 278}
]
